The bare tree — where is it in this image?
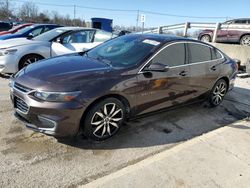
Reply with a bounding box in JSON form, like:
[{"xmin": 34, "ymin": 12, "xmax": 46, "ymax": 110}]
[
  {"xmin": 0, "ymin": 1, "xmax": 86, "ymax": 27},
  {"xmin": 37, "ymin": 13, "xmax": 50, "ymax": 23},
  {"xmin": 18, "ymin": 1, "xmax": 39, "ymax": 22},
  {"xmin": 0, "ymin": 0, "xmax": 13, "ymax": 20}
]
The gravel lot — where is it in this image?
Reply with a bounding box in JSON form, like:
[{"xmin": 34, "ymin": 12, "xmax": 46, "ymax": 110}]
[{"xmin": 0, "ymin": 76, "xmax": 249, "ymax": 188}]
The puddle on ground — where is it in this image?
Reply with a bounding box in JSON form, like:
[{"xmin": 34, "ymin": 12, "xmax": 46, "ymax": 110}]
[{"xmin": 1, "ymin": 132, "xmax": 57, "ymax": 155}]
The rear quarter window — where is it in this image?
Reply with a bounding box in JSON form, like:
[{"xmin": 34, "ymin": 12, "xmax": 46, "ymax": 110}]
[{"xmin": 211, "ymin": 48, "xmax": 222, "ymax": 60}]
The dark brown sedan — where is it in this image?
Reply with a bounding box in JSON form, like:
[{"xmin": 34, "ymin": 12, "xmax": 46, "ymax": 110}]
[{"xmin": 10, "ymin": 34, "xmax": 238, "ymax": 140}]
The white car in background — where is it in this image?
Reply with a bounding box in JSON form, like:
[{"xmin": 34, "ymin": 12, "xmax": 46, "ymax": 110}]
[{"xmin": 0, "ymin": 27, "xmax": 117, "ymax": 74}]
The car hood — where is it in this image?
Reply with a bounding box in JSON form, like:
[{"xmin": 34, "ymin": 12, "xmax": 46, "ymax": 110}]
[
  {"xmin": 0, "ymin": 38, "xmax": 47, "ymax": 49},
  {"xmin": 15, "ymin": 54, "xmax": 112, "ymax": 91},
  {"xmin": 0, "ymin": 33, "xmax": 23, "ymax": 40}
]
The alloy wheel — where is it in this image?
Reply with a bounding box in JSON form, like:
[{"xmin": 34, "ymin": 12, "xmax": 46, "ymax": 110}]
[
  {"xmin": 91, "ymin": 103, "xmax": 123, "ymax": 139},
  {"xmin": 23, "ymin": 57, "xmax": 39, "ymax": 67},
  {"xmin": 201, "ymin": 35, "xmax": 211, "ymax": 43},
  {"xmin": 211, "ymin": 81, "xmax": 227, "ymax": 105},
  {"xmin": 240, "ymin": 35, "xmax": 250, "ymax": 46}
]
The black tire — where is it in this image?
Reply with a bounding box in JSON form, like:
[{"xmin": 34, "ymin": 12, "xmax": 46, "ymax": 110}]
[
  {"xmin": 240, "ymin": 35, "xmax": 250, "ymax": 46},
  {"xmin": 83, "ymin": 98, "xmax": 126, "ymax": 141},
  {"xmin": 208, "ymin": 79, "xmax": 228, "ymax": 107},
  {"xmin": 200, "ymin": 34, "xmax": 211, "ymax": 43},
  {"xmin": 19, "ymin": 54, "xmax": 43, "ymax": 70}
]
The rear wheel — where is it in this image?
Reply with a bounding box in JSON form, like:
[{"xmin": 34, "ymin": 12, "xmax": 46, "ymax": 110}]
[
  {"xmin": 209, "ymin": 79, "xmax": 228, "ymax": 107},
  {"xmin": 83, "ymin": 98, "xmax": 126, "ymax": 141},
  {"xmin": 19, "ymin": 54, "xmax": 43, "ymax": 70},
  {"xmin": 240, "ymin": 35, "xmax": 250, "ymax": 46},
  {"xmin": 200, "ymin": 35, "xmax": 211, "ymax": 43}
]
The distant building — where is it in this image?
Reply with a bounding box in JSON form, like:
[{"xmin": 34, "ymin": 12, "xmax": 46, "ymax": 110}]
[{"xmin": 91, "ymin": 18, "xmax": 113, "ymax": 32}]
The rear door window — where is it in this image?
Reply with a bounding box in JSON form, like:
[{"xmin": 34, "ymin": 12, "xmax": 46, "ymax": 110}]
[
  {"xmin": 62, "ymin": 30, "xmax": 95, "ymax": 44},
  {"xmin": 188, "ymin": 43, "xmax": 211, "ymax": 64},
  {"xmin": 234, "ymin": 20, "xmax": 247, "ymax": 24},
  {"xmin": 151, "ymin": 43, "xmax": 186, "ymax": 67}
]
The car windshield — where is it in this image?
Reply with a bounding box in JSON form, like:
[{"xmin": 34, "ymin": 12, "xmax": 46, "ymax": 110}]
[
  {"xmin": 86, "ymin": 35, "xmax": 162, "ymax": 68},
  {"xmin": 15, "ymin": 25, "xmax": 34, "ymax": 35},
  {"xmin": 8, "ymin": 25, "xmax": 25, "ymax": 32},
  {"xmin": 33, "ymin": 28, "xmax": 68, "ymax": 42}
]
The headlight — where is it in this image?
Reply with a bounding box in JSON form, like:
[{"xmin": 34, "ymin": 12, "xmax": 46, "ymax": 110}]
[
  {"xmin": 34, "ymin": 91, "xmax": 81, "ymax": 102},
  {"xmin": 8, "ymin": 80, "xmax": 14, "ymax": 92},
  {"xmin": 0, "ymin": 49, "xmax": 17, "ymax": 56},
  {"xmin": 8, "ymin": 79, "xmax": 14, "ymax": 88}
]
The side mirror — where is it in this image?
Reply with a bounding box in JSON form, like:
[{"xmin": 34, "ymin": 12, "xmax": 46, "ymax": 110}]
[
  {"xmin": 143, "ymin": 62, "xmax": 170, "ymax": 72},
  {"xmin": 27, "ymin": 33, "xmax": 34, "ymax": 39},
  {"xmin": 55, "ymin": 37, "xmax": 62, "ymax": 43}
]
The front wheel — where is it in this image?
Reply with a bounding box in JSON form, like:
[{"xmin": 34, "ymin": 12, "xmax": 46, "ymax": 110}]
[
  {"xmin": 83, "ymin": 98, "xmax": 126, "ymax": 141},
  {"xmin": 19, "ymin": 54, "xmax": 43, "ymax": 70},
  {"xmin": 209, "ymin": 79, "xmax": 228, "ymax": 107}
]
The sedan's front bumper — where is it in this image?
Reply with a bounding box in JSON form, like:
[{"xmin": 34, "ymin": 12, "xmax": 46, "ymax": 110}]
[
  {"xmin": 0, "ymin": 54, "xmax": 19, "ymax": 73},
  {"xmin": 10, "ymin": 83, "xmax": 85, "ymax": 137}
]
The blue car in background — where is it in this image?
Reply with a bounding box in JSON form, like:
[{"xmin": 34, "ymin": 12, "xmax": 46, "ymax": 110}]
[{"xmin": 0, "ymin": 24, "xmax": 62, "ymax": 40}]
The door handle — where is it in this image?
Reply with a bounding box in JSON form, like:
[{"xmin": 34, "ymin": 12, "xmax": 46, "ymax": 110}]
[
  {"xmin": 179, "ymin": 70, "xmax": 187, "ymax": 76},
  {"xmin": 211, "ymin": 66, "xmax": 217, "ymax": 71}
]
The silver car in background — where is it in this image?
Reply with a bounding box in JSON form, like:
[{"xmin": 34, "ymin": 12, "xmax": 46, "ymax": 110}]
[{"xmin": 0, "ymin": 27, "xmax": 117, "ymax": 74}]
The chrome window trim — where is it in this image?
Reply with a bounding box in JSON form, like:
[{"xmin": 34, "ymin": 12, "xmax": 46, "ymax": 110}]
[{"xmin": 138, "ymin": 41, "xmax": 224, "ymax": 74}]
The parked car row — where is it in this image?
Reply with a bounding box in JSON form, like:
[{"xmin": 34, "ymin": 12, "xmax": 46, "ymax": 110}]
[
  {"xmin": 0, "ymin": 23, "xmax": 33, "ymax": 36},
  {"xmin": 198, "ymin": 18, "xmax": 250, "ymax": 46},
  {"xmin": 0, "ymin": 26, "xmax": 117, "ymax": 74},
  {"xmin": 9, "ymin": 34, "xmax": 238, "ymax": 141}
]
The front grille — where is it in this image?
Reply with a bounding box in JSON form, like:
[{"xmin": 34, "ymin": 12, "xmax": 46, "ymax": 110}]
[
  {"xmin": 15, "ymin": 97, "xmax": 29, "ymax": 113},
  {"xmin": 14, "ymin": 82, "xmax": 32, "ymax": 93}
]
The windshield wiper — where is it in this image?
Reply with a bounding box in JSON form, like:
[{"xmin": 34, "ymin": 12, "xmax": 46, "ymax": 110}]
[{"xmin": 79, "ymin": 50, "xmax": 89, "ymax": 57}]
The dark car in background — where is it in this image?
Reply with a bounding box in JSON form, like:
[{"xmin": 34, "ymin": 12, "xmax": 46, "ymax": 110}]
[
  {"xmin": 198, "ymin": 18, "xmax": 250, "ymax": 45},
  {"xmin": 0, "ymin": 22, "xmax": 12, "ymax": 32},
  {"xmin": 10, "ymin": 34, "xmax": 238, "ymax": 141},
  {"xmin": 0, "ymin": 23, "xmax": 33, "ymax": 36},
  {"xmin": 0, "ymin": 24, "xmax": 62, "ymax": 40}
]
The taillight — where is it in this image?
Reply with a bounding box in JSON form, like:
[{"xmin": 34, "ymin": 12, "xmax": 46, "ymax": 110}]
[{"xmin": 235, "ymin": 61, "xmax": 239, "ymax": 71}]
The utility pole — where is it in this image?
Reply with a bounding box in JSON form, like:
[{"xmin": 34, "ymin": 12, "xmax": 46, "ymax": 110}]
[
  {"xmin": 73, "ymin": 4, "xmax": 76, "ymax": 26},
  {"xmin": 136, "ymin": 10, "xmax": 139, "ymax": 32},
  {"xmin": 6, "ymin": 0, "xmax": 9, "ymax": 20}
]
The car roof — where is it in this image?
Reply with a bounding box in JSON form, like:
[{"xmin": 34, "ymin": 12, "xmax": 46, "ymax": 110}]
[
  {"xmin": 56, "ymin": 26, "xmax": 97, "ymax": 31},
  {"xmin": 226, "ymin": 18, "xmax": 250, "ymax": 22},
  {"xmin": 130, "ymin": 33, "xmax": 198, "ymax": 43},
  {"xmin": 31, "ymin": 24, "xmax": 62, "ymax": 27},
  {"xmin": 16, "ymin": 23, "xmax": 33, "ymax": 27}
]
